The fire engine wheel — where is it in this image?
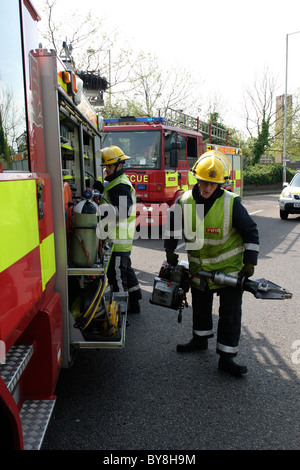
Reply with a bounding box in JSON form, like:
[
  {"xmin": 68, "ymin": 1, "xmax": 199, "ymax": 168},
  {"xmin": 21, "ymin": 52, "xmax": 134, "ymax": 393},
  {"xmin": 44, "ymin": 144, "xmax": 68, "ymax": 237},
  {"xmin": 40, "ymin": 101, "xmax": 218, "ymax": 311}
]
[{"xmin": 280, "ymin": 209, "xmax": 288, "ymax": 220}]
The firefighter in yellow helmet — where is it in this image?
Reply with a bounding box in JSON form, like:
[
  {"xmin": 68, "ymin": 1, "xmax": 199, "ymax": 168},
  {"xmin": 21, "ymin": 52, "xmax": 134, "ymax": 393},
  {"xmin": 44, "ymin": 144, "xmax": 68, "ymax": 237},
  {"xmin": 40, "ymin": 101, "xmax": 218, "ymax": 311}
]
[
  {"xmin": 98, "ymin": 145, "xmax": 142, "ymax": 313},
  {"xmin": 164, "ymin": 149, "xmax": 259, "ymax": 377},
  {"xmin": 101, "ymin": 145, "xmax": 131, "ymax": 166},
  {"xmin": 191, "ymin": 150, "xmax": 230, "ymax": 185}
]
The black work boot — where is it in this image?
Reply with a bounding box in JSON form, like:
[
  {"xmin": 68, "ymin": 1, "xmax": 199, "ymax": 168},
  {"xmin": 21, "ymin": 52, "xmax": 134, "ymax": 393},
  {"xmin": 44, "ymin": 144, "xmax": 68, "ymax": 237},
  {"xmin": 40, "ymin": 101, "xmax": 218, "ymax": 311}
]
[
  {"xmin": 177, "ymin": 336, "xmax": 208, "ymax": 352},
  {"xmin": 128, "ymin": 300, "xmax": 140, "ymax": 314},
  {"xmin": 218, "ymin": 356, "xmax": 248, "ymax": 377}
]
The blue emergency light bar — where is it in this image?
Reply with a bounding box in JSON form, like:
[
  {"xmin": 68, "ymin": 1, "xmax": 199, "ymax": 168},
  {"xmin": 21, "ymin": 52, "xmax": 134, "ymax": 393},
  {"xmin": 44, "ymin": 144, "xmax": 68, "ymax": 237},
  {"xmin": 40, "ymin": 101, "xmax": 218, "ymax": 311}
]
[{"xmin": 104, "ymin": 116, "xmax": 165, "ymax": 123}]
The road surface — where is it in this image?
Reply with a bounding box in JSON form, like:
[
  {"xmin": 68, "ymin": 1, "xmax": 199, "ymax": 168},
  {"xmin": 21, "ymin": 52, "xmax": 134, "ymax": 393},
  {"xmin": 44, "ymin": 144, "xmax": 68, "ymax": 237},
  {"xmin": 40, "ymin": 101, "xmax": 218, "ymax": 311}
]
[{"xmin": 42, "ymin": 194, "xmax": 300, "ymax": 451}]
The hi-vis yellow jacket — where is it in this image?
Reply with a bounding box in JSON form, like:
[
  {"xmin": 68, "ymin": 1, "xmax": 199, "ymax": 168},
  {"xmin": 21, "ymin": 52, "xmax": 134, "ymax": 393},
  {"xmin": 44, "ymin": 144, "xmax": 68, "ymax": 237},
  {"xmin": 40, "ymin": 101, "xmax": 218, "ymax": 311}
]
[
  {"xmin": 99, "ymin": 174, "xmax": 136, "ymax": 253},
  {"xmin": 180, "ymin": 189, "xmax": 244, "ymax": 290}
]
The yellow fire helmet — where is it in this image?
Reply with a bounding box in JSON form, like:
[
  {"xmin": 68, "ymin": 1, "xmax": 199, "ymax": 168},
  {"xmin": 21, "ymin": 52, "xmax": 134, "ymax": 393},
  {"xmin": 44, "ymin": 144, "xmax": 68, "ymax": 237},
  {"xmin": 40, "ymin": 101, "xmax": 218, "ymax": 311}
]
[
  {"xmin": 191, "ymin": 150, "xmax": 231, "ymax": 184},
  {"xmin": 100, "ymin": 145, "xmax": 131, "ymax": 165}
]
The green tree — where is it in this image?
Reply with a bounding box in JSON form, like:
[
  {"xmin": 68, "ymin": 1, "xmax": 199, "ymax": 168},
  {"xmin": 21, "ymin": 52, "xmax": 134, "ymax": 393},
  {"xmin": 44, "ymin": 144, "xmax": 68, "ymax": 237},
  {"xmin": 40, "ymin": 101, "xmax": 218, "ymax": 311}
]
[
  {"xmin": 204, "ymin": 112, "xmax": 228, "ymax": 145},
  {"xmin": 100, "ymin": 100, "xmax": 146, "ymax": 119},
  {"xmin": 243, "ymin": 68, "xmax": 278, "ymax": 163},
  {"xmin": 250, "ymin": 112, "xmax": 270, "ymax": 164}
]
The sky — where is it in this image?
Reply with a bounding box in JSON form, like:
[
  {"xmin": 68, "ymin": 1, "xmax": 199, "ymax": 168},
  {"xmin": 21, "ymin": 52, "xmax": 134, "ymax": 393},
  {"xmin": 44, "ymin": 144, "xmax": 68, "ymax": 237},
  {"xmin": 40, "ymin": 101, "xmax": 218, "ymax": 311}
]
[{"xmin": 32, "ymin": 0, "xmax": 300, "ymax": 136}]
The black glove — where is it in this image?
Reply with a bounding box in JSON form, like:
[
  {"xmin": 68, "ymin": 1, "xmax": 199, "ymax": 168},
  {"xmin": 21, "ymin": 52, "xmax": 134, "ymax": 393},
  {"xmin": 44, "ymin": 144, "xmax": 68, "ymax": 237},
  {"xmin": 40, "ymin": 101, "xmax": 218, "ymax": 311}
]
[
  {"xmin": 93, "ymin": 180, "xmax": 104, "ymax": 193},
  {"xmin": 165, "ymin": 248, "xmax": 179, "ymax": 267},
  {"xmin": 238, "ymin": 263, "xmax": 255, "ymax": 279}
]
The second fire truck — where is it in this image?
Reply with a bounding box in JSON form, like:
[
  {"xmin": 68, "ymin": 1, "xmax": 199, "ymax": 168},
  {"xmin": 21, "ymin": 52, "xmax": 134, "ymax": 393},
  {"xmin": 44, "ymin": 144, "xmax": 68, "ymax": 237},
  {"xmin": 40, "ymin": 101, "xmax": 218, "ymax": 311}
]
[{"xmin": 104, "ymin": 111, "xmax": 243, "ymax": 228}]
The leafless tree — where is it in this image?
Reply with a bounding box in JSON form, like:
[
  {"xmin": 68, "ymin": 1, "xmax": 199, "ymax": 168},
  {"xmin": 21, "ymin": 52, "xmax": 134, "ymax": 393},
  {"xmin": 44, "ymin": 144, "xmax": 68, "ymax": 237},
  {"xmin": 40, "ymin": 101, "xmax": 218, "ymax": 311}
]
[
  {"xmin": 243, "ymin": 68, "xmax": 279, "ymax": 139},
  {"xmin": 0, "ymin": 80, "xmax": 24, "ymax": 150},
  {"xmin": 35, "ymin": 0, "xmax": 205, "ymax": 120},
  {"xmin": 35, "ymin": 0, "xmax": 134, "ymax": 95},
  {"xmin": 129, "ymin": 51, "xmax": 203, "ymax": 117}
]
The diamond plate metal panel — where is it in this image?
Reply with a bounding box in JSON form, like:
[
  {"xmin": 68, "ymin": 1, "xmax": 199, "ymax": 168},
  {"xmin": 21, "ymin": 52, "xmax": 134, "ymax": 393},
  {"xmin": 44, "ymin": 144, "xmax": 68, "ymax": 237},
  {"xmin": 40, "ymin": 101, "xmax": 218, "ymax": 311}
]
[
  {"xmin": 20, "ymin": 400, "xmax": 56, "ymax": 450},
  {"xmin": 0, "ymin": 345, "xmax": 33, "ymax": 392}
]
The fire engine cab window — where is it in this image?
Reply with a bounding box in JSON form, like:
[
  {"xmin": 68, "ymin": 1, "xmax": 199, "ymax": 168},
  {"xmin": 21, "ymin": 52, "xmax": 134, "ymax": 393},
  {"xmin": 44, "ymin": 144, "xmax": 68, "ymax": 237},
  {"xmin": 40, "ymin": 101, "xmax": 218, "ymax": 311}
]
[
  {"xmin": 104, "ymin": 131, "xmax": 161, "ymax": 169},
  {"xmin": 0, "ymin": 1, "xmax": 28, "ymax": 172},
  {"xmin": 187, "ymin": 137, "xmax": 198, "ymax": 168},
  {"xmin": 164, "ymin": 132, "xmax": 185, "ymax": 169}
]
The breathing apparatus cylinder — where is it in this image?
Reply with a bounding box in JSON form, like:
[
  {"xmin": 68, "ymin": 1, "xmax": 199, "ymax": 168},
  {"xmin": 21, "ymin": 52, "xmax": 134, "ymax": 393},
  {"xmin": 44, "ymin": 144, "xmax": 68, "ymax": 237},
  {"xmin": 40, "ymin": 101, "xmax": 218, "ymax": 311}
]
[{"xmin": 72, "ymin": 189, "xmax": 99, "ymax": 267}]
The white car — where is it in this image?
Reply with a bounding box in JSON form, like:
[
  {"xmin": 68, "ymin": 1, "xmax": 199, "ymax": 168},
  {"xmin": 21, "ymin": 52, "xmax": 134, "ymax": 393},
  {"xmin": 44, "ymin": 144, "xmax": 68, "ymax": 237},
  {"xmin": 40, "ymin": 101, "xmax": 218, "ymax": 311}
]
[{"xmin": 279, "ymin": 172, "xmax": 300, "ymax": 219}]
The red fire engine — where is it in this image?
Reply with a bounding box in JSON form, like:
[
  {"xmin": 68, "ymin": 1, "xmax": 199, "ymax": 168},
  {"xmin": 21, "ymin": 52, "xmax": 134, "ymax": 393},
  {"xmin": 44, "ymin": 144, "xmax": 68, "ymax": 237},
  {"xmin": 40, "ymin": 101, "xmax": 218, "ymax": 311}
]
[
  {"xmin": 104, "ymin": 111, "xmax": 243, "ymax": 228},
  {"xmin": 0, "ymin": 0, "xmax": 126, "ymax": 450}
]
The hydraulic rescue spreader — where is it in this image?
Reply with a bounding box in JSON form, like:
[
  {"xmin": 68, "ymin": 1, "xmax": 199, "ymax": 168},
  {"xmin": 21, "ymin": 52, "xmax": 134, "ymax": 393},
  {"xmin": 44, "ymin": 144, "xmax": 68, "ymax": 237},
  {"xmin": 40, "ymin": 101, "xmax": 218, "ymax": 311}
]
[{"xmin": 150, "ymin": 261, "xmax": 293, "ymax": 323}]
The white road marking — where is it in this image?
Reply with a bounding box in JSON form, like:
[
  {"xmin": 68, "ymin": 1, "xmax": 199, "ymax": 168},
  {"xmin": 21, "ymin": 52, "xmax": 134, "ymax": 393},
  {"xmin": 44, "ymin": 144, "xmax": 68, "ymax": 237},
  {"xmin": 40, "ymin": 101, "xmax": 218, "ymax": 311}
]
[{"xmin": 249, "ymin": 210, "xmax": 263, "ymax": 215}]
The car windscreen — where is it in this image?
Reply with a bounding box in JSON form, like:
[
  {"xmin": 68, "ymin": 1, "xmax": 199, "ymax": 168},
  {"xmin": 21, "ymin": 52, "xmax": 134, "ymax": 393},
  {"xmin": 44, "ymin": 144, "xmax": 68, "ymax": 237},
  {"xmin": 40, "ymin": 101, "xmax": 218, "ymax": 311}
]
[{"xmin": 291, "ymin": 173, "xmax": 300, "ymax": 187}]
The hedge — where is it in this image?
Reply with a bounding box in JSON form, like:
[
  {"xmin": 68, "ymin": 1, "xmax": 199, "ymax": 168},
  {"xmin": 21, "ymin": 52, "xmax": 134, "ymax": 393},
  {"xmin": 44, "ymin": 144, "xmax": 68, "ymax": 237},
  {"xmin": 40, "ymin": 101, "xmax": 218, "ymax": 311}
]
[{"xmin": 243, "ymin": 164, "xmax": 297, "ymax": 185}]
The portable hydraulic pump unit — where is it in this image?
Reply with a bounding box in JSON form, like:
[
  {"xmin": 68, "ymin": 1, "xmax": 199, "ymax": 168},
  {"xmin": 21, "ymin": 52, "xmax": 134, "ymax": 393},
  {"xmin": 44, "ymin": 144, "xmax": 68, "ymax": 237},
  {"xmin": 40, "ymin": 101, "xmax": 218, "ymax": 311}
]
[{"xmin": 150, "ymin": 260, "xmax": 190, "ymax": 311}]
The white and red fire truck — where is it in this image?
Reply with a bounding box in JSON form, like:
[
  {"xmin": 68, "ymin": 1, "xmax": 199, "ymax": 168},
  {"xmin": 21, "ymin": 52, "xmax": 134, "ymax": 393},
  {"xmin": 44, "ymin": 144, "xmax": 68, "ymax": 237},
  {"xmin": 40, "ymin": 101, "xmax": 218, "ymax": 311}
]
[
  {"xmin": 104, "ymin": 111, "xmax": 243, "ymax": 228},
  {"xmin": 0, "ymin": 0, "xmax": 126, "ymax": 450}
]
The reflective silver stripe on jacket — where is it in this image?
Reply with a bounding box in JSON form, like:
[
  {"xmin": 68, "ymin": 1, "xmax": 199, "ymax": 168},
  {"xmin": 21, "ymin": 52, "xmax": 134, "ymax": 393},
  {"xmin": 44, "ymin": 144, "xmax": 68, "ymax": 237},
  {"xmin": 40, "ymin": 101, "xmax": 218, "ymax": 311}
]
[
  {"xmin": 185, "ymin": 230, "xmax": 236, "ymax": 247},
  {"xmin": 223, "ymin": 190, "xmax": 231, "ymax": 236},
  {"xmin": 189, "ymin": 246, "xmax": 245, "ymax": 266},
  {"xmin": 244, "ymin": 242, "xmax": 259, "ymax": 252},
  {"xmin": 107, "ymin": 238, "xmax": 132, "ymax": 245}
]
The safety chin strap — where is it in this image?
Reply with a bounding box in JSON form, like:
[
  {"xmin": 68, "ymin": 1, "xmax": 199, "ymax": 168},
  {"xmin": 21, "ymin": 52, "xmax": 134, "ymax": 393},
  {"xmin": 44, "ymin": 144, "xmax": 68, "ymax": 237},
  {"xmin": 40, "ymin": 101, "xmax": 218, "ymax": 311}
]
[{"xmin": 113, "ymin": 161, "xmax": 124, "ymax": 174}]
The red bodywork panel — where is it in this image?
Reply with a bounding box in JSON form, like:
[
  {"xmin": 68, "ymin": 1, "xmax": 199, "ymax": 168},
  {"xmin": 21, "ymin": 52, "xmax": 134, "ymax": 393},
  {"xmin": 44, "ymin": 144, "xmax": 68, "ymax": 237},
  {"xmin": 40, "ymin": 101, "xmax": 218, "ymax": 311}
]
[{"xmin": 0, "ymin": 1, "xmax": 63, "ymax": 449}]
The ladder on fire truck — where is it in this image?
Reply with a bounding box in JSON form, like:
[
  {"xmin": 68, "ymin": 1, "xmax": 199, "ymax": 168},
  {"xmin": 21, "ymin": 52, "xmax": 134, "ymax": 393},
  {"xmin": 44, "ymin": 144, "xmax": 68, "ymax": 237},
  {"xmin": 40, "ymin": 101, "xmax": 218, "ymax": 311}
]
[
  {"xmin": 161, "ymin": 108, "xmax": 229, "ymax": 145},
  {"xmin": 60, "ymin": 41, "xmax": 108, "ymax": 106}
]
